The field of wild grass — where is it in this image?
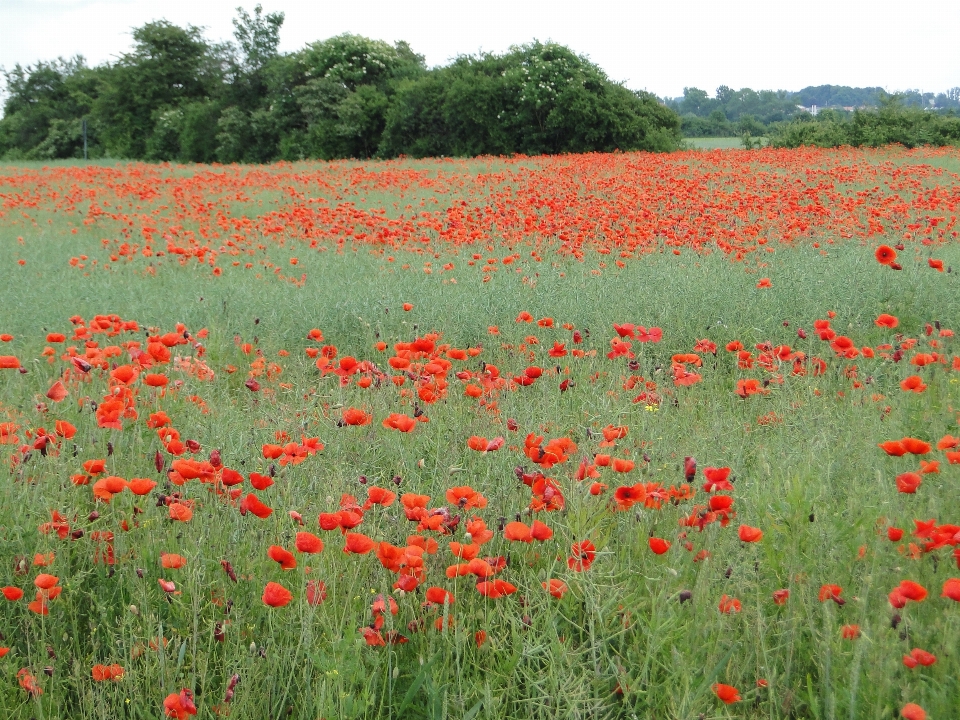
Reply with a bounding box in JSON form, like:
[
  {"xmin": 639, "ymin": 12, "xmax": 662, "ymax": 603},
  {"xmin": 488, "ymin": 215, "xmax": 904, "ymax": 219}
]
[{"xmin": 0, "ymin": 147, "xmax": 959, "ymax": 720}]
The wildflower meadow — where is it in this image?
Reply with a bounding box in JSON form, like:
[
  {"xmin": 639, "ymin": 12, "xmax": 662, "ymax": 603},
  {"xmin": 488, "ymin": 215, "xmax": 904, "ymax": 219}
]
[{"xmin": 0, "ymin": 146, "xmax": 959, "ymax": 719}]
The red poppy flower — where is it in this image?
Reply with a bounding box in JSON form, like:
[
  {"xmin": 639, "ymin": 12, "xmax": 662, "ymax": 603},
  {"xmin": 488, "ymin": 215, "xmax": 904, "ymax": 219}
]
[
  {"xmin": 161, "ymin": 554, "xmax": 187, "ymax": 570},
  {"xmin": 900, "ymin": 375, "xmax": 927, "ymax": 393},
  {"xmin": 738, "ymin": 525, "xmax": 763, "ymax": 543},
  {"xmin": 531, "ymin": 578, "xmax": 563, "ymax": 601},
  {"xmin": 903, "ymin": 648, "xmax": 936, "ymax": 667},
  {"xmin": 900, "ymin": 437, "xmax": 930, "ymax": 455},
  {"xmin": 342, "ymin": 408, "xmax": 372, "ymax": 426},
  {"xmin": 168, "ymin": 503, "xmax": 193, "ymax": 522},
  {"xmin": 343, "ymin": 533, "xmax": 375, "ymax": 554},
  {"xmin": 611, "ymin": 458, "xmax": 634, "ymax": 473},
  {"xmin": 240, "ymin": 493, "xmax": 273, "ymax": 519},
  {"xmin": 382, "ymin": 413, "xmax": 416, "ymax": 432},
  {"xmin": 163, "ymin": 689, "xmax": 197, "ymax": 718},
  {"xmin": 712, "ymin": 683, "xmax": 741, "ymax": 704},
  {"xmin": 2, "ymin": 586, "xmax": 24, "ymax": 601},
  {"xmin": 901, "ymin": 703, "xmax": 926, "ymax": 720},
  {"xmin": 267, "ymin": 545, "xmax": 296, "ymax": 570},
  {"xmin": 702, "ymin": 466, "xmax": 732, "ymax": 492},
  {"xmin": 504, "ymin": 521, "xmax": 532, "ymax": 543},
  {"xmin": 818, "ymin": 584, "xmax": 844, "ymax": 604},
  {"xmin": 941, "ymin": 578, "xmax": 960, "ymax": 601},
  {"xmin": 568, "ymin": 540, "xmax": 596, "ymax": 572},
  {"xmin": 476, "ymin": 579, "xmax": 517, "ymax": 599},
  {"xmin": 875, "ymin": 245, "xmax": 897, "ymax": 265},
  {"xmin": 613, "ymin": 483, "xmax": 646, "ymax": 510},
  {"xmin": 262, "ymin": 582, "xmax": 292, "ymax": 607},
  {"xmin": 895, "ymin": 472, "xmax": 922, "ymax": 494},
  {"xmin": 648, "ymin": 537, "xmax": 671, "ymax": 555},
  {"xmin": 840, "ymin": 624, "xmax": 860, "ymax": 639},
  {"xmin": 897, "ymin": 580, "xmax": 927, "ymax": 602},
  {"xmin": 425, "ymin": 587, "xmax": 455, "ymax": 606},
  {"xmin": 718, "ymin": 594, "xmax": 741, "ymax": 613}
]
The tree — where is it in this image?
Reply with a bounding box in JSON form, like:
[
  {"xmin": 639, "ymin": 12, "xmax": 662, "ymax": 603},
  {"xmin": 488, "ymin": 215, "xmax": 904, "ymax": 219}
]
[
  {"xmin": 94, "ymin": 21, "xmax": 224, "ymax": 159},
  {"xmin": 380, "ymin": 41, "xmax": 681, "ymax": 158},
  {"xmin": 290, "ymin": 34, "xmax": 426, "ymax": 158},
  {"xmin": 0, "ymin": 57, "xmax": 102, "ymax": 159},
  {"xmin": 232, "ymin": 4, "xmax": 284, "ymax": 73}
]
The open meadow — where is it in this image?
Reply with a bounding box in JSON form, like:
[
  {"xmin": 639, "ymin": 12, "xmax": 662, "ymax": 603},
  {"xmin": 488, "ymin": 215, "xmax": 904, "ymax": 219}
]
[{"xmin": 0, "ymin": 147, "xmax": 959, "ymax": 719}]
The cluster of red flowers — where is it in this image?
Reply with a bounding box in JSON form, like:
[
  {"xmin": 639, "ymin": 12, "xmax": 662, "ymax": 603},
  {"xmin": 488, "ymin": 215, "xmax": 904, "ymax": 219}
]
[{"xmin": 1, "ymin": 149, "xmax": 958, "ymax": 717}]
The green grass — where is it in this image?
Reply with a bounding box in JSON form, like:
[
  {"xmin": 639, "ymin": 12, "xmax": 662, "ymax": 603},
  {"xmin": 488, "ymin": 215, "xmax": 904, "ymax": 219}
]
[{"xmin": 0, "ymin": 153, "xmax": 958, "ymax": 719}]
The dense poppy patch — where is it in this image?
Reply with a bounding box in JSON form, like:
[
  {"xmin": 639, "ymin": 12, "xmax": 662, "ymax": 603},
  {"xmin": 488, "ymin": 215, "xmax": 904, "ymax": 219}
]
[{"xmin": 0, "ymin": 147, "xmax": 958, "ymax": 718}]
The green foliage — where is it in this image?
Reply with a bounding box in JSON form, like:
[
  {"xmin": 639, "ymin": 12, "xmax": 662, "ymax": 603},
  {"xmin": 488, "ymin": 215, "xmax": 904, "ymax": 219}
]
[
  {"xmin": 1, "ymin": 16, "xmax": 679, "ymax": 162},
  {"xmin": 381, "ymin": 42, "xmax": 681, "ymax": 157},
  {"xmin": 93, "ymin": 21, "xmax": 225, "ymax": 159},
  {"xmin": 232, "ymin": 3, "xmax": 284, "ymax": 73},
  {"xmin": 179, "ymin": 100, "xmax": 223, "ymax": 163},
  {"xmin": 285, "ymin": 34, "xmax": 426, "ymax": 159},
  {"xmin": 768, "ymin": 97, "xmax": 960, "ymax": 149},
  {"xmin": 670, "ymin": 84, "xmax": 960, "ymax": 139},
  {"xmin": 215, "ymin": 106, "xmax": 251, "ymax": 163},
  {"xmin": 0, "ymin": 57, "xmax": 100, "ymax": 159}
]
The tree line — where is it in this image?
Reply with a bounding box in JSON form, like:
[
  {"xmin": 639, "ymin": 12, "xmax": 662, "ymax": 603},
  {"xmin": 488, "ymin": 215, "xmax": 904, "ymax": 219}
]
[
  {"xmin": 667, "ymin": 85, "xmax": 960, "ymax": 139},
  {"xmin": 0, "ymin": 5, "xmax": 682, "ymax": 162}
]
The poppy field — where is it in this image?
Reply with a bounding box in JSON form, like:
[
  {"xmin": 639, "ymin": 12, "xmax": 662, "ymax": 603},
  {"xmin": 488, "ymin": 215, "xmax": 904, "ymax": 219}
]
[{"xmin": 1, "ymin": 146, "xmax": 960, "ymax": 719}]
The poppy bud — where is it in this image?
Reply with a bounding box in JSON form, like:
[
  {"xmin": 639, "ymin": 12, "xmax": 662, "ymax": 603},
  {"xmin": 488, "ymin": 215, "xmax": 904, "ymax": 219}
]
[
  {"xmin": 47, "ymin": 646, "xmax": 55, "ymax": 659},
  {"xmin": 44, "ymin": 666, "xmax": 54, "ymax": 677},
  {"xmin": 136, "ymin": 568, "xmax": 144, "ymax": 578},
  {"xmin": 679, "ymin": 590, "xmax": 692, "ymax": 603},
  {"xmin": 71, "ymin": 529, "xmax": 84, "ymax": 540},
  {"xmin": 392, "ymin": 475, "xmax": 402, "ymax": 486},
  {"xmin": 88, "ymin": 511, "xmax": 99, "ymax": 522}
]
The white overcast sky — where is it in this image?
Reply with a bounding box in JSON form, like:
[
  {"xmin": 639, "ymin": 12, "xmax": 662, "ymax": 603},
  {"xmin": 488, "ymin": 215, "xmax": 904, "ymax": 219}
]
[{"xmin": 1, "ymin": 0, "xmax": 958, "ymax": 98}]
